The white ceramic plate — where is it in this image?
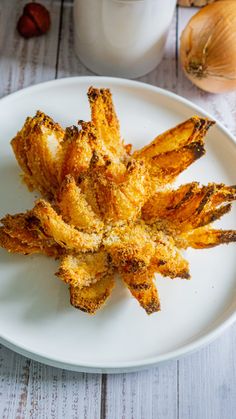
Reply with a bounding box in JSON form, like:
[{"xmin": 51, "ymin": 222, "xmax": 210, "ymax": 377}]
[{"xmin": 0, "ymin": 77, "xmax": 236, "ymax": 373}]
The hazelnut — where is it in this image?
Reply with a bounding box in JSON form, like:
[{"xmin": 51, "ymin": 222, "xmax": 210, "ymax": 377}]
[{"xmin": 17, "ymin": 2, "xmax": 51, "ymax": 39}]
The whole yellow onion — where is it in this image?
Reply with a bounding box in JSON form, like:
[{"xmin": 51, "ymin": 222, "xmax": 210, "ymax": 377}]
[{"xmin": 180, "ymin": 1, "xmax": 236, "ymax": 93}]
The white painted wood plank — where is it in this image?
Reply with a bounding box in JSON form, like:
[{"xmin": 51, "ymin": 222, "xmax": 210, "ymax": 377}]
[
  {"xmin": 0, "ymin": 345, "xmax": 30, "ymax": 419},
  {"xmin": 179, "ymin": 323, "xmax": 236, "ymax": 419},
  {"xmin": 24, "ymin": 362, "xmax": 101, "ymax": 419},
  {"xmin": 0, "ymin": 0, "xmax": 61, "ymax": 98},
  {"xmin": 105, "ymin": 363, "xmax": 177, "ymax": 419}
]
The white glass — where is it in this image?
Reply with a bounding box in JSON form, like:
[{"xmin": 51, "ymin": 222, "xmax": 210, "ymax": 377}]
[{"xmin": 73, "ymin": 0, "xmax": 177, "ymax": 78}]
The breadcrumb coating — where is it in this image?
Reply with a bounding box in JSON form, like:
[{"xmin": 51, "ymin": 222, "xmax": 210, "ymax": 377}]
[{"xmin": 1, "ymin": 87, "xmax": 236, "ymax": 314}]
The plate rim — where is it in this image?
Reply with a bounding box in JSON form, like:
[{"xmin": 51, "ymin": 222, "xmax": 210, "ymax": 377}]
[{"xmin": 0, "ymin": 75, "xmax": 236, "ymax": 373}]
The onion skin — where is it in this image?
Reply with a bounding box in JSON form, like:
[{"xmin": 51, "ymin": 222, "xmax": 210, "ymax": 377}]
[{"xmin": 180, "ymin": 1, "xmax": 236, "ymax": 93}]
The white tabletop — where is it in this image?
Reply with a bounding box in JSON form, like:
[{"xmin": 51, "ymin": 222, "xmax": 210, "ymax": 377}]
[{"xmin": 0, "ymin": 1, "xmax": 235, "ymax": 418}]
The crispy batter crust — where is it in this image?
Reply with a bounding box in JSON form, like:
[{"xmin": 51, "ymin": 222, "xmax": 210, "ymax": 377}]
[
  {"xmin": 182, "ymin": 227, "xmax": 236, "ymax": 249},
  {"xmin": 151, "ymin": 232, "xmax": 190, "ymax": 279},
  {"xmin": 57, "ymin": 123, "xmax": 98, "ymax": 183},
  {"xmin": 0, "ymin": 212, "xmax": 63, "ymax": 257},
  {"xmin": 104, "ymin": 222, "xmax": 156, "ymax": 274},
  {"xmin": 11, "ymin": 111, "xmax": 64, "ymax": 198},
  {"xmin": 70, "ymin": 273, "xmax": 115, "ymax": 314},
  {"xmin": 57, "ymin": 175, "xmax": 104, "ymax": 232},
  {"xmin": 134, "ymin": 117, "xmax": 214, "ymax": 185},
  {"xmin": 143, "ymin": 183, "xmax": 236, "ymax": 233},
  {"xmin": 56, "ymin": 251, "xmax": 110, "ymax": 288},
  {"xmin": 32, "ymin": 199, "xmax": 102, "ymax": 252},
  {"xmin": 0, "ymin": 227, "xmax": 61, "ymax": 257},
  {"xmin": 91, "ymin": 160, "xmax": 151, "ymax": 222},
  {"xmin": 122, "ymin": 269, "xmax": 160, "ymax": 314},
  {"xmin": 1, "ymin": 87, "xmax": 236, "ymax": 315},
  {"xmin": 88, "ymin": 87, "xmax": 129, "ymax": 160},
  {"xmin": 0, "ymin": 228, "xmax": 42, "ymax": 255}
]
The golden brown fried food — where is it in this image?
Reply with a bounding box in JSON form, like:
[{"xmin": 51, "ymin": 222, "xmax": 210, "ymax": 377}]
[
  {"xmin": 0, "ymin": 228, "xmax": 42, "ymax": 255},
  {"xmin": 56, "ymin": 251, "xmax": 111, "ymax": 288},
  {"xmin": 143, "ymin": 183, "xmax": 236, "ymax": 234},
  {"xmin": 11, "ymin": 111, "xmax": 64, "ymax": 198},
  {"xmin": 104, "ymin": 222, "xmax": 156, "ymax": 273},
  {"xmin": 151, "ymin": 232, "xmax": 190, "ymax": 279},
  {"xmin": 92, "ymin": 160, "xmax": 151, "ymax": 222},
  {"xmin": 32, "ymin": 199, "xmax": 102, "ymax": 252},
  {"xmin": 57, "ymin": 175, "xmax": 104, "ymax": 232},
  {"xmin": 1, "ymin": 212, "xmax": 40, "ymax": 245},
  {"xmin": 0, "ymin": 212, "xmax": 63, "ymax": 257},
  {"xmin": 181, "ymin": 227, "xmax": 236, "ymax": 249},
  {"xmin": 122, "ymin": 269, "xmax": 160, "ymax": 314},
  {"xmin": 88, "ymin": 87, "xmax": 129, "ymax": 160},
  {"xmin": 0, "ymin": 227, "xmax": 62, "ymax": 257},
  {"xmin": 2, "ymin": 86, "xmax": 236, "ymax": 315},
  {"xmin": 70, "ymin": 273, "xmax": 115, "ymax": 314},
  {"xmin": 134, "ymin": 117, "xmax": 214, "ymax": 185},
  {"xmin": 57, "ymin": 123, "xmax": 99, "ymax": 184}
]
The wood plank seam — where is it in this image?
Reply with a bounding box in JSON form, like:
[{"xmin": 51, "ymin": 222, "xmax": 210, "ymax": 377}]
[
  {"xmin": 55, "ymin": 0, "xmax": 65, "ymax": 79},
  {"xmin": 100, "ymin": 374, "xmax": 107, "ymax": 419},
  {"xmin": 175, "ymin": 5, "xmax": 179, "ymax": 79}
]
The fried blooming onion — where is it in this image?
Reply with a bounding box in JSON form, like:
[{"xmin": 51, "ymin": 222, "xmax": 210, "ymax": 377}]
[{"xmin": 1, "ymin": 87, "xmax": 236, "ymax": 314}]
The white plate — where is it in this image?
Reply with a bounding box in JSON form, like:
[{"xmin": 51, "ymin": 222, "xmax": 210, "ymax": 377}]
[{"xmin": 0, "ymin": 77, "xmax": 236, "ymax": 373}]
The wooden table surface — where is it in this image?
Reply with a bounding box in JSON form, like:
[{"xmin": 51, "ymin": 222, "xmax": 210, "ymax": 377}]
[{"xmin": 0, "ymin": 1, "xmax": 236, "ymax": 418}]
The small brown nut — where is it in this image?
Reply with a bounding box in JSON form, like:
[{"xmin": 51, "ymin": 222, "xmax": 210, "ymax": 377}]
[
  {"xmin": 17, "ymin": 14, "xmax": 40, "ymax": 38},
  {"xmin": 17, "ymin": 2, "xmax": 51, "ymax": 39}
]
